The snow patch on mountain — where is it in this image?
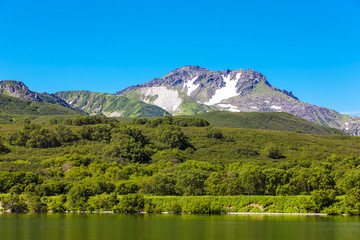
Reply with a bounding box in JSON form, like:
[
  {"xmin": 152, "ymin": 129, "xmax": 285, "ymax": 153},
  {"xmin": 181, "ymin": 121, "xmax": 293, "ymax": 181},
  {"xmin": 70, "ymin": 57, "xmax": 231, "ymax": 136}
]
[
  {"xmin": 271, "ymin": 105, "xmax": 282, "ymax": 110},
  {"xmin": 105, "ymin": 111, "xmax": 123, "ymax": 117},
  {"xmin": 204, "ymin": 73, "xmax": 242, "ymax": 105},
  {"xmin": 218, "ymin": 104, "xmax": 241, "ymax": 112},
  {"xmin": 173, "ymin": 104, "xmax": 179, "ymax": 111},
  {"xmin": 184, "ymin": 76, "xmax": 199, "ymax": 96},
  {"xmin": 139, "ymin": 87, "xmax": 182, "ymax": 113}
]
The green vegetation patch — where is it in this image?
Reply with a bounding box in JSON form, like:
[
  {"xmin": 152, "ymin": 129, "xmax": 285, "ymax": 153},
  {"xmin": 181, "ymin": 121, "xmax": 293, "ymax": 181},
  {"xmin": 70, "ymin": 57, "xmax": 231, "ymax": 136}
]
[
  {"xmin": 0, "ymin": 93, "xmax": 80, "ymax": 121},
  {"xmin": 192, "ymin": 111, "xmax": 344, "ymax": 135}
]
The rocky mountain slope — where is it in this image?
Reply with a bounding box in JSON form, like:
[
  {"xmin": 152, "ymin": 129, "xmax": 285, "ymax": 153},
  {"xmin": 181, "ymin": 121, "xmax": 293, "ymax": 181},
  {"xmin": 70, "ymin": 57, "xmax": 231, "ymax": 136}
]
[
  {"xmin": 117, "ymin": 66, "xmax": 360, "ymax": 136},
  {"xmin": 54, "ymin": 90, "xmax": 169, "ymax": 118}
]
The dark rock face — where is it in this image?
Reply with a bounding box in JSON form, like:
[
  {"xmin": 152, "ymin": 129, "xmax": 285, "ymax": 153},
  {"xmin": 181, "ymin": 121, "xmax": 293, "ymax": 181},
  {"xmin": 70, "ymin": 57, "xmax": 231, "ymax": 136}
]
[{"xmin": 116, "ymin": 66, "xmax": 360, "ymax": 136}]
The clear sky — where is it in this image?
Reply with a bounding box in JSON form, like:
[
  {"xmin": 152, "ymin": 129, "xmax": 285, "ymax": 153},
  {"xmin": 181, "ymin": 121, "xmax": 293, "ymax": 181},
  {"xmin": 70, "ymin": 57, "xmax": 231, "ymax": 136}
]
[{"xmin": 0, "ymin": 0, "xmax": 359, "ymax": 115}]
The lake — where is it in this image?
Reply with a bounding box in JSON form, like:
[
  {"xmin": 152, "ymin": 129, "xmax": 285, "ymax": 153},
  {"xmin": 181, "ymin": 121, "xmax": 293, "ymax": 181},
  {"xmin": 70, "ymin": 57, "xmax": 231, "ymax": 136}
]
[{"xmin": 0, "ymin": 213, "xmax": 359, "ymax": 240}]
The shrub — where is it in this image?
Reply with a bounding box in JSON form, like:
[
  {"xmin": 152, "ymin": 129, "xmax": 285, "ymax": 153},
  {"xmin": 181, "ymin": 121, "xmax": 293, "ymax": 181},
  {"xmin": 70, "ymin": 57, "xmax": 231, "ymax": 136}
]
[
  {"xmin": 113, "ymin": 194, "xmax": 144, "ymax": 213},
  {"xmin": 54, "ymin": 125, "xmax": 77, "ymax": 143},
  {"xmin": 47, "ymin": 195, "xmax": 67, "ymax": 212},
  {"xmin": 345, "ymin": 188, "xmax": 360, "ymax": 215},
  {"xmin": 206, "ymin": 127, "xmax": 224, "ymax": 139},
  {"xmin": 1, "ymin": 194, "xmax": 28, "ymax": 212},
  {"xmin": 26, "ymin": 194, "xmax": 47, "ymax": 212},
  {"xmin": 152, "ymin": 125, "xmax": 192, "ymax": 150},
  {"xmin": 0, "ymin": 141, "xmax": 10, "ymax": 154},
  {"xmin": 66, "ymin": 184, "xmax": 91, "ymax": 210},
  {"xmin": 311, "ymin": 189, "xmax": 336, "ymax": 212},
  {"xmin": 26, "ymin": 128, "xmax": 60, "ymax": 148},
  {"xmin": 264, "ymin": 145, "xmax": 285, "ymax": 159}
]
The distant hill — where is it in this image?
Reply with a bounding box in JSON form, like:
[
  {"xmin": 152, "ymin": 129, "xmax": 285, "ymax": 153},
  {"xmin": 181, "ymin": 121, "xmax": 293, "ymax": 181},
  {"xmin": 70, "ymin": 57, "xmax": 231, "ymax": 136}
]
[
  {"xmin": 189, "ymin": 111, "xmax": 345, "ymax": 135},
  {"xmin": 0, "ymin": 93, "xmax": 80, "ymax": 123},
  {"xmin": 54, "ymin": 90, "xmax": 170, "ymax": 118}
]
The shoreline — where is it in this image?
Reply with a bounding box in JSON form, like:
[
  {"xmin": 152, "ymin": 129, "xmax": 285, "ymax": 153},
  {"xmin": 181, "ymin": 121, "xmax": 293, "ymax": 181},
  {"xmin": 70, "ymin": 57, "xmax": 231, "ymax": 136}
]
[{"xmin": 0, "ymin": 209, "xmax": 330, "ymax": 216}]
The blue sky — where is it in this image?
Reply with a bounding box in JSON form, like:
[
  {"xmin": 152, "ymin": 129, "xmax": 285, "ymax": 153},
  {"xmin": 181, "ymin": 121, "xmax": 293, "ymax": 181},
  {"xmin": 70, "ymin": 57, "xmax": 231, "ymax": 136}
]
[{"xmin": 0, "ymin": 0, "xmax": 359, "ymax": 115}]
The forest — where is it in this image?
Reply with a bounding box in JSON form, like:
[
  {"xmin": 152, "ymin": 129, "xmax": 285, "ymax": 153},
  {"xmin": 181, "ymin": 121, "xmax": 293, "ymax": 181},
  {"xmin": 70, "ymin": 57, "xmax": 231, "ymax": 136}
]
[{"xmin": 0, "ymin": 116, "xmax": 360, "ymax": 214}]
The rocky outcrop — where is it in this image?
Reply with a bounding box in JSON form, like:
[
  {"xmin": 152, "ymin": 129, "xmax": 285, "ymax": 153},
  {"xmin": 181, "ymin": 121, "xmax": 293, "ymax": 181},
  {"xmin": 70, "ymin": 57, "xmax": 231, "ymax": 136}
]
[
  {"xmin": 0, "ymin": 80, "xmax": 70, "ymax": 107},
  {"xmin": 0, "ymin": 80, "xmax": 41, "ymax": 101}
]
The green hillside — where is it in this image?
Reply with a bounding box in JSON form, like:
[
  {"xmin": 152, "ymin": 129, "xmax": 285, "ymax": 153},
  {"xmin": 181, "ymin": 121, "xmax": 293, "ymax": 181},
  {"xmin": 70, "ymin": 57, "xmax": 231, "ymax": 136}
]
[
  {"xmin": 0, "ymin": 93, "xmax": 81, "ymax": 123},
  {"xmin": 191, "ymin": 111, "xmax": 345, "ymax": 135},
  {"xmin": 55, "ymin": 90, "xmax": 170, "ymax": 118}
]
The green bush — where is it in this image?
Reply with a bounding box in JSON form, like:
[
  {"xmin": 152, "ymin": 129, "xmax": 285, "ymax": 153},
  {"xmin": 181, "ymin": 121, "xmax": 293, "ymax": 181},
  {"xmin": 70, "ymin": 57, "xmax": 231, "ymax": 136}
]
[
  {"xmin": 1, "ymin": 194, "xmax": 28, "ymax": 212},
  {"xmin": 152, "ymin": 125, "xmax": 192, "ymax": 150},
  {"xmin": 311, "ymin": 189, "xmax": 336, "ymax": 212},
  {"xmin": 47, "ymin": 195, "xmax": 67, "ymax": 212},
  {"xmin": 0, "ymin": 141, "xmax": 10, "ymax": 154},
  {"xmin": 264, "ymin": 145, "xmax": 285, "ymax": 159},
  {"xmin": 345, "ymin": 188, "xmax": 360, "ymax": 215},
  {"xmin": 113, "ymin": 194, "xmax": 144, "ymax": 213},
  {"xmin": 206, "ymin": 127, "xmax": 224, "ymax": 139}
]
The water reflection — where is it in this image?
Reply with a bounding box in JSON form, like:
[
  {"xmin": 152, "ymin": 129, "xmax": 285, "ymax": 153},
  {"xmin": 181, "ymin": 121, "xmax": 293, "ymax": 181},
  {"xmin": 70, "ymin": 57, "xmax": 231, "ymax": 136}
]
[{"xmin": 0, "ymin": 213, "xmax": 359, "ymax": 240}]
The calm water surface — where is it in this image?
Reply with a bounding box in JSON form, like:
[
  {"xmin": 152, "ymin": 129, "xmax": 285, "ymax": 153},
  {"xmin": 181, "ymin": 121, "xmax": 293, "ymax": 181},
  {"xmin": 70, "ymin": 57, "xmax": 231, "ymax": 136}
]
[{"xmin": 0, "ymin": 213, "xmax": 359, "ymax": 240}]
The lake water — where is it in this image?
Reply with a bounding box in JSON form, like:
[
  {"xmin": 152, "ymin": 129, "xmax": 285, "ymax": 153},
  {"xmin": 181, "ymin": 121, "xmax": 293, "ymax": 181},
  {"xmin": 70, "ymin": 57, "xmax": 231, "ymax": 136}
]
[{"xmin": 0, "ymin": 213, "xmax": 359, "ymax": 240}]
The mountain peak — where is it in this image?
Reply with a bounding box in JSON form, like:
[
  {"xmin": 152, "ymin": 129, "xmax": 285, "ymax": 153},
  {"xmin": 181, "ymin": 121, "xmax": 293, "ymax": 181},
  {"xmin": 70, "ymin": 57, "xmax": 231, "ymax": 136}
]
[
  {"xmin": 118, "ymin": 66, "xmax": 272, "ymax": 98},
  {"xmin": 0, "ymin": 80, "xmax": 30, "ymax": 90},
  {"xmin": 177, "ymin": 65, "xmax": 204, "ymax": 71}
]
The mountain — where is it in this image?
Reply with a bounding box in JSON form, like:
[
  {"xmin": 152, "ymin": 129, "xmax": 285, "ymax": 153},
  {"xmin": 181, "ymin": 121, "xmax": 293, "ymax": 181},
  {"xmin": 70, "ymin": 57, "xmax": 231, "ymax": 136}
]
[
  {"xmin": 117, "ymin": 66, "xmax": 360, "ymax": 136},
  {"xmin": 54, "ymin": 90, "xmax": 170, "ymax": 118}
]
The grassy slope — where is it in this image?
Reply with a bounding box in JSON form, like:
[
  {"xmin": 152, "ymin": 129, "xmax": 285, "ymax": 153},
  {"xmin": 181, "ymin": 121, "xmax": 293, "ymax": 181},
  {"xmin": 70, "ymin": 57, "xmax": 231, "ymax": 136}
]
[
  {"xmin": 191, "ymin": 111, "xmax": 345, "ymax": 135},
  {"xmin": 55, "ymin": 91, "xmax": 170, "ymax": 118},
  {"xmin": 0, "ymin": 93, "xmax": 81, "ymax": 123},
  {"xmin": 176, "ymin": 93, "xmax": 216, "ymax": 115},
  {"xmin": 0, "ymin": 123, "xmax": 358, "ymax": 169}
]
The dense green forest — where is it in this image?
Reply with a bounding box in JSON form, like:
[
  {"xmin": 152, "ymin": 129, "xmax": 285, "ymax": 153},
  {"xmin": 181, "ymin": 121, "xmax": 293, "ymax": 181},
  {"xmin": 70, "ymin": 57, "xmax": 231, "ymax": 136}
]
[{"xmin": 0, "ymin": 116, "xmax": 359, "ymax": 214}]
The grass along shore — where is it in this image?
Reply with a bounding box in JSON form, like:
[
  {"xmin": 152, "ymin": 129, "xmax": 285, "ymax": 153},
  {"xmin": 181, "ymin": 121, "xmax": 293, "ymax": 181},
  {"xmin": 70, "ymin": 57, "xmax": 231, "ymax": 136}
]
[{"xmin": 0, "ymin": 194, "xmax": 355, "ymax": 215}]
